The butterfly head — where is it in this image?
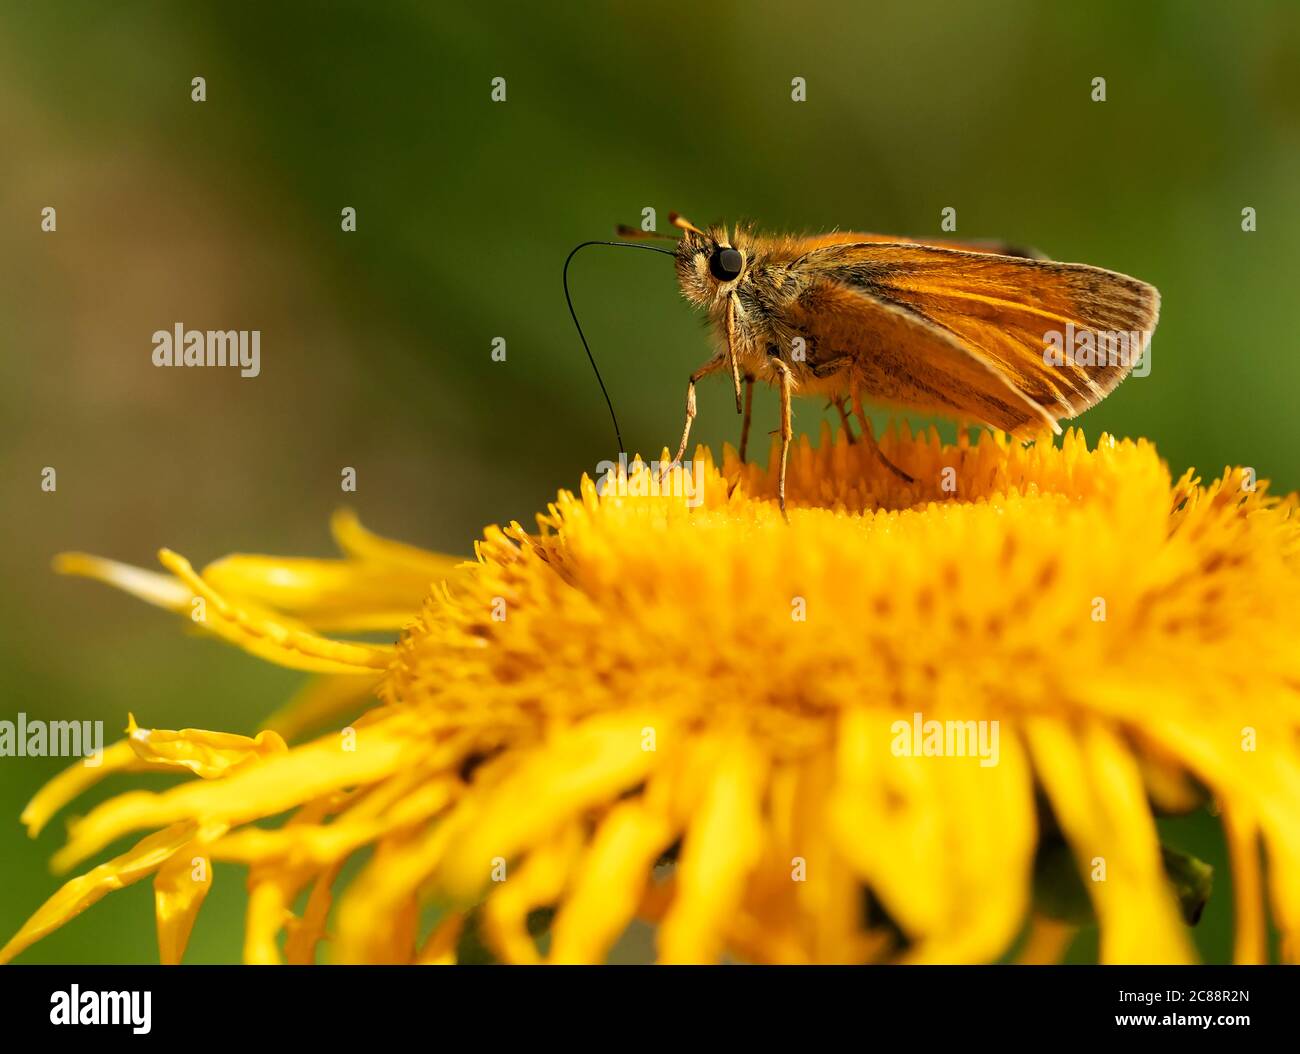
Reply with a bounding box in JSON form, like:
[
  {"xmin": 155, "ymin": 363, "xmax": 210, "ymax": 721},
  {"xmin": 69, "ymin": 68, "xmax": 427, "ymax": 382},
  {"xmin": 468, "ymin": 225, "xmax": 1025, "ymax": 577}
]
[{"xmin": 670, "ymin": 214, "xmax": 752, "ymax": 308}]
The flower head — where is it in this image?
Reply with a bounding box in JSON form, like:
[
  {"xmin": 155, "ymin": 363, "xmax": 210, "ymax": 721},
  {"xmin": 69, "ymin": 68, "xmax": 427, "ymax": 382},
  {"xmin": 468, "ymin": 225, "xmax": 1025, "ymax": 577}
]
[{"xmin": 5, "ymin": 425, "xmax": 1300, "ymax": 964}]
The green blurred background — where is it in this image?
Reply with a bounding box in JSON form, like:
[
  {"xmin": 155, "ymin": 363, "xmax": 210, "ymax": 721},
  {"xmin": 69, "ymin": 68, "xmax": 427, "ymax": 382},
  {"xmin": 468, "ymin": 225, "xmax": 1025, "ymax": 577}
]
[{"xmin": 1, "ymin": 1, "xmax": 1296, "ymax": 963}]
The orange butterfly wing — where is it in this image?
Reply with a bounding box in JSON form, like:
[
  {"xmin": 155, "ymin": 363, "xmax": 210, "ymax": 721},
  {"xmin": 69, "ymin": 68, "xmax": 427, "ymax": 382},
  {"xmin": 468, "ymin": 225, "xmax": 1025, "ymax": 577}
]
[{"xmin": 785, "ymin": 241, "xmax": 1158, "ymax": 434}]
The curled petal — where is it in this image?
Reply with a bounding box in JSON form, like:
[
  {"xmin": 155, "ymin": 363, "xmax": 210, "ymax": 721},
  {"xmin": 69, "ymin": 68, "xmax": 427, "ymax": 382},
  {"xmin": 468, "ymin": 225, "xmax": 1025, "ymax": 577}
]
[{"xmin": 154, "ymin": 826, "xmax": 227, "ymax": 965}]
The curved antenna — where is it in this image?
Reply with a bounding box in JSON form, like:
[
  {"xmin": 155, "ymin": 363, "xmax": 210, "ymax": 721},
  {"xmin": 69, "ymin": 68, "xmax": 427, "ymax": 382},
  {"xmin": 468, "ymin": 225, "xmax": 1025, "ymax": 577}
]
[{"xmin": 563, "ymin": 240, "xmax": 675, "ymax": 454}]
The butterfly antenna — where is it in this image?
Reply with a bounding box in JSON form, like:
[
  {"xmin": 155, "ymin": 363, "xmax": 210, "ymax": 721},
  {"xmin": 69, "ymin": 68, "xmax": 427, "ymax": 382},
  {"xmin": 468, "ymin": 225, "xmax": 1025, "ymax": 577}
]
[{"xmin": 563, "ymin": 240, "xmax": 676, "ymax": 454}]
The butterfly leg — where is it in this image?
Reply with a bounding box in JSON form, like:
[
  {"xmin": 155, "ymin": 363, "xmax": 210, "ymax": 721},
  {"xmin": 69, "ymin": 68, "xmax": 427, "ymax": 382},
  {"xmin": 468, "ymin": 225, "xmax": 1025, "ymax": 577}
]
[
  {"xmin": 833, "ymin": 397, "xmax": 857, "ymax": 444},
  {"xmin": 851, "ymin": 385, "xmax": 915, "ymax": 484},
  {"xmin": 809, "ymin": 358, "xmax": 858, "ymax": 446},
  {"xmin": 662, "ymin": 359, "xmax": 724, "ymax": 482},
  {"xmin": 738, "ymin": 374, "xmax": 755, "ymax": 462},
  {"xmin": 768, "ymin": 356, "xmax": 794, "ymax": 520}
]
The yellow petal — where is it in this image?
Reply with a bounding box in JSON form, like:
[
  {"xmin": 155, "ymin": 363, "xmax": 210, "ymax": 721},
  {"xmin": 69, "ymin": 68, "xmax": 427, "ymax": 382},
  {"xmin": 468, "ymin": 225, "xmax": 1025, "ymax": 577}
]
[
  {"xmin": 1026, "ymin": 718, "xmax": 1194, "ymax": 964},
  {"xmin": 483, "ymin": 825, "xmax": 584, "ymax": 964},
  {"xmin": 333, "ymin": 823, "xmax": 455, "ymax": 964},
  {"xmin": 242, "ymin": 796, "xmax": 343, "ymax": 964},
  {"xmin": 154, "ymin": 826, "xmax": 226, "ymax": 965},
  {"xmin": 547, "ymin": 800, "xmax": 673, "ymax": 964},
  {"xmin": 416, "ymin": 910, "xmax": 464, "ymax": 965},
  {"xmin": 200, "ymin": 554, "xmax": 436, "ymax": 632},
  {"xmin": 53, "ymin": 552, "xmax": 192, "ymax": 610},
  {"xmin": 158, "ymin": 549, "xmax": 393, "ymax": 674},
  {"xmin": 211, "ymin": 772, "xmax": 455, "ymax": 870},
  {"xmin": 828, "ymin": 708, "xmax": 1035, "ymax": 963},
  {"xmin": 21, "ymin": 740, "xmax": 164, "ymax": 838},
  {"xmin": 1, "ymin": 822, "xmax": 196, "ymax": 963},
  {"xmin": 245, "ymin": 870, "xmax": 306, "ymax": 965},
  {"xmin": 284, "ymin": 863, "xmax": 343, "ymax": 965},
  {"xmin": 905, "ymin": 728, "xmax": 1035, "ymax": 963},
  {"xmin": 331, "ymin": 508, "xmax": 466, "ymax": 578},
  {"xmin": 657, "ymin": 736, "xmax": 766, "ymax": 964},
  {"xmin": 438, "ymin": 712, "xmax": 662, "ymax": 900},
  {"xmin": 52, "ymin": 721, "xmax": 412, "ymax": 873},
  {"xmin": 127, "ymin": 712, "xmax": 287, "ymax": 777},
  {"xmin": 1221, "ymin": 805, "xmax": 1266, "ymax": 965}
]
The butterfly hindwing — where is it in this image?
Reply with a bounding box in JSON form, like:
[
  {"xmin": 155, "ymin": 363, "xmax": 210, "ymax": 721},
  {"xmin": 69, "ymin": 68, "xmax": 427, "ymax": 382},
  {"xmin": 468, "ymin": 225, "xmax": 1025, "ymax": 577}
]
[{"xmin": 785, "ymin": 273, "xmax": 1057, "ymax": 434}]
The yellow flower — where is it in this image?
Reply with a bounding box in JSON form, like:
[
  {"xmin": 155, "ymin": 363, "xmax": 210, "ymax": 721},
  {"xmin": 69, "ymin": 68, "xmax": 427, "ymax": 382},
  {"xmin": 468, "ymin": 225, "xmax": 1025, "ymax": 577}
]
[{"xmin": 5, "ymin": 426, "xmax": 1300, "ymax": 965}]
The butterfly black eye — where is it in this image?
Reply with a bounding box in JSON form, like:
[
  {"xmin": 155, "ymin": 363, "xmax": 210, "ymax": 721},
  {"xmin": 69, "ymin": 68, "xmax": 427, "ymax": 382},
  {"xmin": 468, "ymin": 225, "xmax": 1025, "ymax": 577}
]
[{"xmin": 709, "ymin": 246, "xmax": 744, "ymax": 282}]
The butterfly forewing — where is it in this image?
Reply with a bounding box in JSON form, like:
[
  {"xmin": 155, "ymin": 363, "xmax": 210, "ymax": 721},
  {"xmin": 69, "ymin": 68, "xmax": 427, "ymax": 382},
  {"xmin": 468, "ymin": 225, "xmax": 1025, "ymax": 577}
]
[{"xmin": 787, "ymin": 241, "xmax": 1159, "ymax": 434}]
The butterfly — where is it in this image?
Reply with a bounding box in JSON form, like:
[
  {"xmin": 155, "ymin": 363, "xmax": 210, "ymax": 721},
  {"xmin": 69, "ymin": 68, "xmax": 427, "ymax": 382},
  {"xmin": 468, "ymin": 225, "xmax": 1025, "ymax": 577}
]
[{"xmin": 635, "ymin": 213, "xmax": 1159, "ymax": 515}]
